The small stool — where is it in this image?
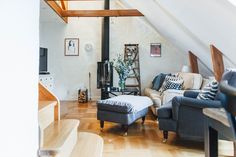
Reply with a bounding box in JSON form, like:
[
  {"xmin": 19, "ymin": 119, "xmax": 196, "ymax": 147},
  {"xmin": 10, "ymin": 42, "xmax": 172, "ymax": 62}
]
[{"xmin": 97, "ymin": 95, "xmax": 153, "ymax": 135}]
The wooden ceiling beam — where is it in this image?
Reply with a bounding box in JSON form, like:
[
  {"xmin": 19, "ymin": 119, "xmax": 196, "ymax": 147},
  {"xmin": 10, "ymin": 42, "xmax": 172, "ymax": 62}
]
[
  {"xmin": 61, "ymin": 9, "xmax": 144, "ymax": 17},
  {"xmin": 188, "ymin": 51, "xmax": 199, "ymax": 73},
  {"xmin": 45, "ymin": 0, "xmax": 68, "ymax": 23},
  {"xmin": 210, "ymin": 45, "xmax": 224, "ymax": 82},
  {"xmin": 60, "ymin": 0, "xmax": 66, "ymax": 10}
]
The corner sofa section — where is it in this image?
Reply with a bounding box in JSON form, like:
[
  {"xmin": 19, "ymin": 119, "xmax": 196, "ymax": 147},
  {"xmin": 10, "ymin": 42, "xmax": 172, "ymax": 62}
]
[{"xmin": 144, "ymin": 72, "xmax": 208, "ymax": 116}]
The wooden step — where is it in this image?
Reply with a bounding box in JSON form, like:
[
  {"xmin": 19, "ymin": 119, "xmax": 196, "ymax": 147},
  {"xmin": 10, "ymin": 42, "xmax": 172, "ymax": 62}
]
[
  {"xmin": 70, "ymin": 132, "xmax": 103, "ymax": 157},
  {"xmin": 41, "ymin": 119, "xmax": 80, "ymax": 157},
  {"xmin": 39, "ymin": 101, "xmax": 57, "ymax": 131}
]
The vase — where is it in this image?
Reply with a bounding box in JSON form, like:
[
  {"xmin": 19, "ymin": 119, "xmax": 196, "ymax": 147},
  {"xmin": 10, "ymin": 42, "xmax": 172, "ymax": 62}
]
[{"xmin": 118, "ymin": 79, "xmax": 126, "ymax": 90}]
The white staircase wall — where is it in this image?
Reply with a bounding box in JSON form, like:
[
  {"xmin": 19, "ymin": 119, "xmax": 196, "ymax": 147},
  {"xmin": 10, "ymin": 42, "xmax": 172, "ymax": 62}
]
[{"xmin": 0, "ymin": 1, "xmax": 39, "ymax": 157}]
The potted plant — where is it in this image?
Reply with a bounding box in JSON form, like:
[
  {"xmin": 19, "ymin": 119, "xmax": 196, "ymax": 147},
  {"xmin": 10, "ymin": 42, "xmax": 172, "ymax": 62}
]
[{"xmin": 111, "ymin": 54, "xmax": 133, "ymax": 90}]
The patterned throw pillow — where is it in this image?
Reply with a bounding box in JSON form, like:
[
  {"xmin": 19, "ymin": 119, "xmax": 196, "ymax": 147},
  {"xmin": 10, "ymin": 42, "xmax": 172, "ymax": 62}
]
[
  {"xmin": 152, "ymin": 73, "xmax": 171, "ymax": 91},
  {"xmin": 197, "ymin": 80, "xmax": 219, "ymax": 100},
  {"xmin": 159, "ymin": 76, "xmax": 184, "ymax": 93}
]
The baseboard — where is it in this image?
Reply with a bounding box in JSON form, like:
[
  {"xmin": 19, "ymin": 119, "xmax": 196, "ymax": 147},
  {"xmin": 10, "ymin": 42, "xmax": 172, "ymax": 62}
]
[{"xmin": 60, "ymin": 96, "xmax": 101, "ymax": 102}]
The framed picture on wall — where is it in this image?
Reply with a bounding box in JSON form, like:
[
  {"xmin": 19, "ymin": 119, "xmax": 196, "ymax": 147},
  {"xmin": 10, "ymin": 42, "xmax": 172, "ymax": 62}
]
[
  {"xmin": 150, "ymin": 43, "xmax": 161, "ymax": 57},
  {"xmin": 64, "ymin": 38, "xmax": 79, "ymax": 56}
]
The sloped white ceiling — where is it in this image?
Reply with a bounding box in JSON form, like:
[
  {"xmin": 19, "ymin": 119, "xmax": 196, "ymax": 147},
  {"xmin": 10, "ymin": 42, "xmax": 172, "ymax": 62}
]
[
  {"xmin": 41, "ymin": 0, "xmax": 236, "ymax": 72},
  {"xmin": 121, "ymin": 0, "xmax": 236, "ymax": 70}
]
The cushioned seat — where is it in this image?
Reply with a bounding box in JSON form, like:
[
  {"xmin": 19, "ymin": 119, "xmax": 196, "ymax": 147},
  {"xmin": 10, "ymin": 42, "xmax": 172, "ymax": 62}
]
[
  {"xmin": 144, "ymin": 88, "xmax": 160, "ymax": 97},
  {"xmin": 97, "ymin": 101, "xmax": 133, "ymax": 114},
  {"xmin": 97, "ymin": 95, "xmax": 153, "ymax": 135},
  {"xmin": 203, "ymin": 108, "xmax": 230, "ymax": 127}
]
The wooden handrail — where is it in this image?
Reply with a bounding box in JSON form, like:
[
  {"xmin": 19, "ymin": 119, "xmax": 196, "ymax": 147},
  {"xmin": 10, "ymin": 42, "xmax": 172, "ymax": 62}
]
[{"xmin": 39, "ymin": 82, "xmax": 60, "ymax": 121}]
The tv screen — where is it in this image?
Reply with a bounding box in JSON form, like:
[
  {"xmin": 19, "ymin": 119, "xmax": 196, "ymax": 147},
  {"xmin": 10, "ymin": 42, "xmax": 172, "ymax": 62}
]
[
  {"xmin": 97, "ymin": 61, "xmax": 113, "ymax": 89},
  {"xmin": 39, "ymin": 47, "xmax": 48, "ymax": 74}
]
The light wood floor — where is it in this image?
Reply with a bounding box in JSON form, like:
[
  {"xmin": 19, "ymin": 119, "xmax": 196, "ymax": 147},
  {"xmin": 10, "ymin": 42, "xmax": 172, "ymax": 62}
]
[{"xmin": 60, "ymin": 101, "xmax": 228, "ymax": 157}]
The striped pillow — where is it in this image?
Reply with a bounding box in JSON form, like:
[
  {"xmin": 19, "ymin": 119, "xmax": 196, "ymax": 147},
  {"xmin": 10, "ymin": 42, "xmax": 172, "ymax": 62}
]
[{"xmin": 197, "ymin": 80, "xmax": 219, "ymax": 100}]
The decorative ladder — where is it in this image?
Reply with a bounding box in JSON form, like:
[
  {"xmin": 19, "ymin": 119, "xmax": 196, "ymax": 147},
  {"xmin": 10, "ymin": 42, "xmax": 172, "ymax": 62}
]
[
  {"xmin": 38, "ymin": 82, "xmax": 103, "ymax": 157},
  {"xmin": 124, "ymin": 44, "xmax": 141, "ymax": 95}
]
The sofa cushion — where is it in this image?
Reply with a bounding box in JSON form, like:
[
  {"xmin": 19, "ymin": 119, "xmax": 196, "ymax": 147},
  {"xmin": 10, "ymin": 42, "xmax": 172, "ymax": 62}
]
[
  {"xmin": 178, "ymin": 72, "xmax": 203, "ymax": 90},
  {"xmin": 201, "ymin": 78, "xmax": 211, "ymax": 89},
  {"xmin": 97, "ymin": 100, "xmax": 134, "ymax": 114},
  {"xmin": 157, "ymin": 100, "xmax": 172, "ymax": 118},
  {"xmin": 97, "ymin": 95, "xmax": 153, "ymax": 114},
  {"xmin": 152, "ymin": 73, "xmax": 170, "ymax": 91},
  {"xmin": 144, "ymin": 88, "xmax": 160, "ymax": 97},
  {"xmin": 149, "ymin": 93, "xmax": 162, "ymax": 107},
  {"xmin": 163, "ymin": 89, "xmax": 185, "ymax": 104},
  {"xmin": 178, "ymin": 72, "xmax": 194, "ymax": 90}
]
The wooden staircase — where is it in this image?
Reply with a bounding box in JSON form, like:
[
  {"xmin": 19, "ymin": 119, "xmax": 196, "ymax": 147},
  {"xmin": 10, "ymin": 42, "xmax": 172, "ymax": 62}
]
[{"xmin": 38, "ymin": 83, "xmax": 103, "ymax": 157}]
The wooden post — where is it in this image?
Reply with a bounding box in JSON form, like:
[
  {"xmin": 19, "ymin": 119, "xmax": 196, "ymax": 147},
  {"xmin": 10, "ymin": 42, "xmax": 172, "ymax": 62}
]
[
  {"xmin": 101, "ymin": 0, "xmax": 110, "ymax": 61},
  {"xmin": 210, "ymin": 45, "xmax": 224, "ymax": 82},
  {"xmin": 188, "ymin": 51, "xmax": 199, "ymax": 73},
  {"xmin": 101, "ymin": 0, "xmax": 110, "ymax": 99}
]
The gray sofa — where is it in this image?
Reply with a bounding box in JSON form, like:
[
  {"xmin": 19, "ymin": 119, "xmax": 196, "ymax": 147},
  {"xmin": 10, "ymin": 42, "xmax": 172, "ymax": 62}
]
[{"xmin": 157, "ymin": 79, "xmax": 230, "ymax": 142}]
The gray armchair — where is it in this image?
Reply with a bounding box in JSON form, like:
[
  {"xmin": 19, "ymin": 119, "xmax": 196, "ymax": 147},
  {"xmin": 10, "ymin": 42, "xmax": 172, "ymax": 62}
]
[
  {"xmin": 158, "ymin": 90, "xmax": 223, "ymax": 142},
  {"xmin": 158, "ymin": 70, "xmax": 236, "ymax": 143}
]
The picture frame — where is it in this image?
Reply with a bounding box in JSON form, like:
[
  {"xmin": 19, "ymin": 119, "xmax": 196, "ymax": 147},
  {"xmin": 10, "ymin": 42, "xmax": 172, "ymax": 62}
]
[
  {"xmin": 150, "ymin": 43, "xmax": 161, "ymax": 57},
  {"xmin": 64, "ymin": 38, "xmax": 79, "ymax": 56}
]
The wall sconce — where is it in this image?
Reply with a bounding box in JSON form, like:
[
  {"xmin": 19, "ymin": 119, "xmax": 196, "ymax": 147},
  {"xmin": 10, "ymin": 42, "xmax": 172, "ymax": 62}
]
[{"xmin": 181, "ymin": 65, "xmax": 191, "ymax": 73}]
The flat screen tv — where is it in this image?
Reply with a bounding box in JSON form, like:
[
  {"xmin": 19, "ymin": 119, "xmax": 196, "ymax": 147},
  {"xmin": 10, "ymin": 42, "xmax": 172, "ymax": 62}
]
[{"xmin": 39, "ymin": 47, "xmax": 49, "ymax": 74}]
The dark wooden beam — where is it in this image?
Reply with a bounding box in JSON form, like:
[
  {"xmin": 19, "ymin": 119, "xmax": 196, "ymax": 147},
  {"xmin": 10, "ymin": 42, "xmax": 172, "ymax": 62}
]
[
  {"xmin": 101, "ymin": 0, "xmax": 110, "ymax": 99},
  {"xmin": 44, "ymin": 0, "xmax": 68, "ymax": 23},
  {"xmin": 101, "ymin": 0, "xmax": 110, "ymax": 61},
  {"xmin": 210, "ymin": 45, "xmax": 224, "ymax": 82},
  {"xmin": 61, "ymin": 9, "xmax": 144, "ymax": 17},
  {"xmin": 188, "ymin": 51, "xmax": 199, "ymax": 73}
]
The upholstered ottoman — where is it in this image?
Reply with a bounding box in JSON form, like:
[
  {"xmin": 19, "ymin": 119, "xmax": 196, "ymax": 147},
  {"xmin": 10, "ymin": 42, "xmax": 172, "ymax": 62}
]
[{"xmin": 97, "ymin": 95, "xmax": 153, "ymax": 135}]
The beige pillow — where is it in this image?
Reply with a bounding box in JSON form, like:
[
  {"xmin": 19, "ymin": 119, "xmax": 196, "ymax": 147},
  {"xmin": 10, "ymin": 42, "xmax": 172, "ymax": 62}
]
[
  {"xmin": 178, "ymin": 72, "xmax": 203, "ymax": 90},
  {"xmin": 178, "ymin": 72, "xmax": 194, "ymax": 90}
]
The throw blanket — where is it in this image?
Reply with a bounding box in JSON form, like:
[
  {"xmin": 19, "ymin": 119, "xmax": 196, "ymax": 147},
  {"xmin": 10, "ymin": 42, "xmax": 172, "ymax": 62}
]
[{"xmin": 97, "ymin": 95, "xmax": 153, "ymax": 113}]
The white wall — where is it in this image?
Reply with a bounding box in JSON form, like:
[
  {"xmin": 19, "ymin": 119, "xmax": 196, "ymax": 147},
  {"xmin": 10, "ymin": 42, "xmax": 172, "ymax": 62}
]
[
  {"xmin": 110, "ymin": 17, "xmax": 188, "ymax": 91},
  {"xmin": 0, "ymin": 1, "xmax": 39, "ymax": 157},
  {"xmin": 40, "ymin": 1, "xmax": 188, "ymax": 100},
  {"xmin": 40, "ymin": 1, "xmax": 103, "ymax": 100}
]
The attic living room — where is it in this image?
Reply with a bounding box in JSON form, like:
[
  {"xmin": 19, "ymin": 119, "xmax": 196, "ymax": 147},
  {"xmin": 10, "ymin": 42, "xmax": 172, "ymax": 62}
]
[{"xmin": 1, "ymin": 0, "xmax": 236, "ymax": 157}]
